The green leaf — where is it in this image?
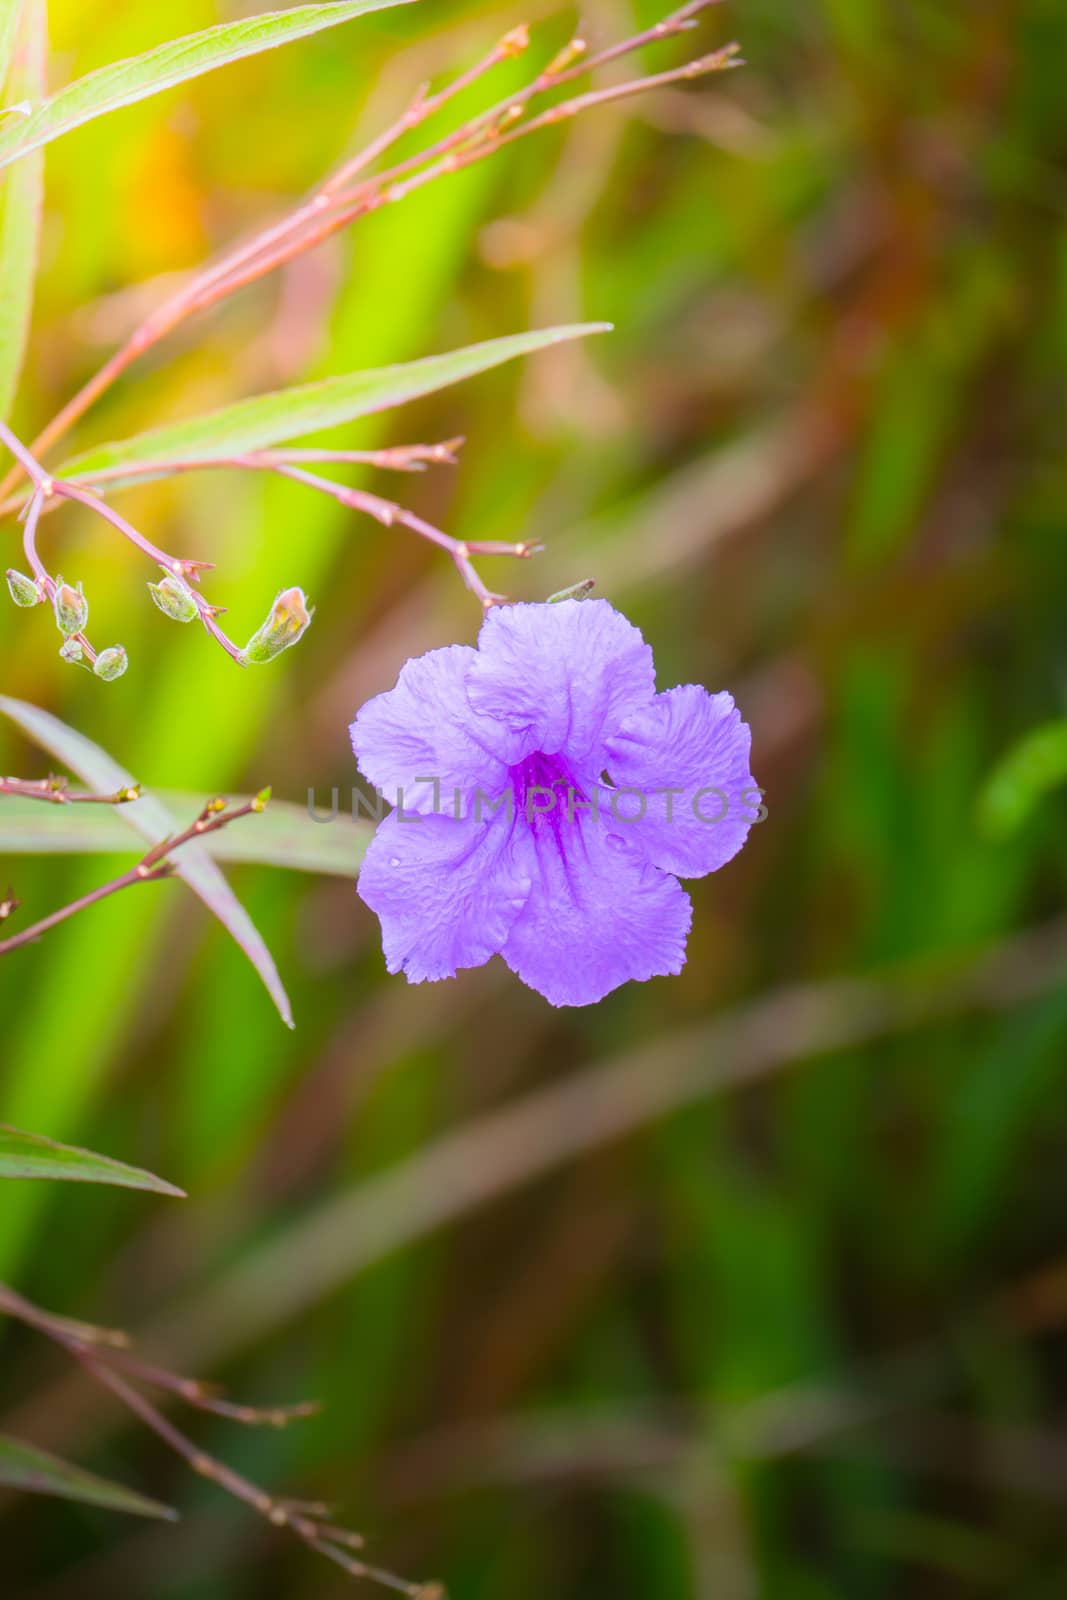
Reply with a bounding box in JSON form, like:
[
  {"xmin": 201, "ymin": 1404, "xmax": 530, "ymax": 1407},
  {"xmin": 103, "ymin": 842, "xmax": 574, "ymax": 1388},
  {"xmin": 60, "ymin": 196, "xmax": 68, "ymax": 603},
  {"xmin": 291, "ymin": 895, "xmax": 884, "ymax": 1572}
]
[
  {"xmin": 0, "ymin": 790, "xmax": 372, "ymax": 875},
  {"xmin": 60, "ymin": 325, "xmax": 614, "ymax": 484},
  {"xmin": 0, "ymin": 1433, "xmax": 177, "ymax": 1519},
  {"xmin": 0, "ymin": 696, "xmax": 294, "ymax": 1027},
  {"xmin": 0, "ymin": 1, "xmax": 45, "ymax": 417},
  {"xmin": 0, "ymin": 1122, "xmax": 184, "ymax": 1195},
  {"xmin": 977, "ymin": 719, "xmax": 1067, "ymax": 837},
  {"xmin": 0, "ymin": 0, "xmax": 412, "ymax": 173}
]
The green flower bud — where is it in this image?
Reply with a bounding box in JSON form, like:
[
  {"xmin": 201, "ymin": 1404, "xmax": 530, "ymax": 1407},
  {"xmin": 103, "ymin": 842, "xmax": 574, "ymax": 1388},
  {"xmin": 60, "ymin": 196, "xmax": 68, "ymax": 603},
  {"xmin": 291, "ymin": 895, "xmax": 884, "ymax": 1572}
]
[
  {"xmin": 148, "ymin": 574, "xmax": 198, "ymax": 623},
  {"xmin": 53, "ymin": 579, "xmax": 88, "ymax": 637},
  {"xmin": 6, "ymin": 568, "xmax": 41, "ymax": 607},
  {"xmin": 93, "ymin": 645, "xmax": 128, "ymax": 682},
  {"xmin": 58, "ymin": 637, "xmax": 84, "ymax": 664},
  {"xmin": 547, "ymin": 577, "xmax": 596, "ymax": 603},
  {"xmin": 240, "ymin": 587, "xmax": 312, "ymax": 665}
]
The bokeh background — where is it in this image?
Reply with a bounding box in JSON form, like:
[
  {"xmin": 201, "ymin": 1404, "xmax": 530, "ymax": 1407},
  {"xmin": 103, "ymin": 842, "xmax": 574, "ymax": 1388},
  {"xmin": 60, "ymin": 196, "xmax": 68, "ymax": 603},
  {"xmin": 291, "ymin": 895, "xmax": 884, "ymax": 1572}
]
[{"xmin": 3, "ymin": 0, "xmax": 1067, "ymax": 1595}]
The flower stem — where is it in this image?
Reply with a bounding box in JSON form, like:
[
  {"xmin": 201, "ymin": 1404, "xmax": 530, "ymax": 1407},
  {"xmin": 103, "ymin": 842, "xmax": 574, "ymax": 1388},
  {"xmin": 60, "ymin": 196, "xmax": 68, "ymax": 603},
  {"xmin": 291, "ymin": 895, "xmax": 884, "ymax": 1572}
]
[
  {"xmin": 0, "ymin": 775, "xmax": 140, "ymax": 804},
  {"xmin": 0, "ymin": 795, "xmax": 263, "ymax": 958},
  {"xmin": 0, "ymin": 1278, "xmax": 430, "ymax": 1592},
  {"xmin": 0, "ymin": 2, "xmax": 735, "ymax": 495}
]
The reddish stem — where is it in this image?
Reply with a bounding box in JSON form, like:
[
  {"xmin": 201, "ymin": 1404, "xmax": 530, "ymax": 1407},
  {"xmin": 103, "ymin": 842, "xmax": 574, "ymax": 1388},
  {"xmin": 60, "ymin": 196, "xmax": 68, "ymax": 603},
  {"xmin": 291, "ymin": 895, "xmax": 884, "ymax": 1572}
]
[
  {"xmin": 0, "ymin": 858, "xmax": 168, "ymax": 955},
  {"xmin": 0, "ymin": 1279, "xmax": 427, "ymax": 1592},
  {"xmin": 0, "ymin": 775, "xmax": 139, "ymax": 804},
  {"xmin": 270, "ymin": 462, "xmax": 530, "ymax": 607},
  {"xmin": 0, "ymin": 796, "xmax": 262, "ymax": 957},
  {"xmin": 0, "ymin": 1, "xmax": 732, "ymax": 496}
]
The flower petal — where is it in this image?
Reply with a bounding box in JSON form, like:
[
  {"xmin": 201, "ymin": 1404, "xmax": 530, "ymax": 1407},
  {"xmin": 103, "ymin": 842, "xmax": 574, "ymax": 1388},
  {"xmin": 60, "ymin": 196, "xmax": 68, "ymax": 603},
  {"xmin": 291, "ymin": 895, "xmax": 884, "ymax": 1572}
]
[
  {"xmin": 603, "ymin": 685, "xmax": 757, "ymax": 878},
  {"xmin": 357, "ymin": 809, "xmax": 531, "ymax": 983},
  {"xmin": 467, "ymin": 599, "xmax": 656, "ymax": 772},
  {"xmin": 350, "ymin": 644, "xmax": 508, "ymax": 813},
  {"xmin": 500, "ymin": 815, "xmax": 691, "ymax": 1007}
]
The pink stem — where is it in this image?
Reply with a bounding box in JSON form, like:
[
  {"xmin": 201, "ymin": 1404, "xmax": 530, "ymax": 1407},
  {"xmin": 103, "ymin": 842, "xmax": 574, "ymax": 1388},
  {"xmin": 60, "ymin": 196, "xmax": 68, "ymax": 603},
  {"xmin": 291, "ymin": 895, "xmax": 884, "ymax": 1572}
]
[
  {"xmin": 271, "ymin": 462, "xmax": 519, "ymax": 608},
  {"xmin": 0, "ymin": 417, "xmax": 50, "ymax": 491},
  {"xmin": 59, "ymin": 439, "xmax": 464, "ymax": 493},
  {"xmin": 334, "ymin": 0, "xmax": 724, "ymax": 206},
  {"xmin": 0, "ymin": 796, "xmax": 261, "ymax": 957},
  {"xmin": 320, "ymin": 24, "xmax": 528, "ymax": 197},
  {"xmin": 20, "ymin": 489, "xmax": 48, "ymax": 583},
  {"xmin": 0, "ymin": 859, "xmax": 164, "ymax": 955},
  {"xmin": 52, "ymin": 480, "xmax": 180, "ymax": 573},
  {"xmin": 48, "ymin": 479, "xmax": 247, "ymax": 663},
  {"xmin": 374, "ymin": 47, "xmax": 742, "ymax": 211},
  {"xmin": 0, "ymin": 1280, "xmax": 416, "ymax": 1591},
  {"xmin": 0, "ymin": 776, "xmax": 138, "ymax": 804},
  {"xmin": 0, "ymin": 2, "xmax": 729, "ymax": 488}
]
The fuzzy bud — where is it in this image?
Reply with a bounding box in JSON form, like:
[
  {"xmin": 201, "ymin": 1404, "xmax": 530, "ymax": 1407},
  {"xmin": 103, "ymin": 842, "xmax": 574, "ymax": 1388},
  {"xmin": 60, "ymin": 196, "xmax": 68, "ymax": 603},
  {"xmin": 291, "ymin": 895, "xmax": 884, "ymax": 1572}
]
[
  {"xmin": 148, "ymin": 574, "xmax": 198, "ymax": 623},
  {"xmin": 6, "ymin": 568, "xmax": 41, "ymax": 607},
  {"xmin": 93, "ymin": 646, "xmax": 128, "ymax": 682},
  {"xmin": 240, "ymin": 587, "xmax": 312, "ymax": 665},
  {"xmin": 53, "ymin": 579, "xmax": 88, "ymax": 637},
  {"xmin": 545, "ymin": 36, "xmax": 587, "ymax": 76},
  {"xmin": 58, "ymin": 637, "xmax": 84, "ymax": 664},
  {"xmin": 498, "ymin": 23, "xmax": 529, "ymax": 56}
]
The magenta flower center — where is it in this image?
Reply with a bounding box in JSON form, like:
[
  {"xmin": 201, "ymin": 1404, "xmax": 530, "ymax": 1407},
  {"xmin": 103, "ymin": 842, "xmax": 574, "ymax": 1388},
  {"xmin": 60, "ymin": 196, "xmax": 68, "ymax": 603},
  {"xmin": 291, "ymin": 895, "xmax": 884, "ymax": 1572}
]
[{"xmin": 509, "ymin": 750, "xmax": 582, "ymax": 834}]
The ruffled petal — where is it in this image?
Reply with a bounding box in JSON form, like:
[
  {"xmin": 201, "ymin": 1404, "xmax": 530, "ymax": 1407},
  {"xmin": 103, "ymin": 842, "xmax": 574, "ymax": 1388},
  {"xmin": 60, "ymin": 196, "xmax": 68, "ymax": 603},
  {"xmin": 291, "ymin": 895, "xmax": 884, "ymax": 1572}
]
[
  {"xmin": 602, "ymin": 685, "xmax": 758, "ymax": 878},
  {"xmin": 358, "ymin": 810, "xmax": 531, "ymax": 983},
  {"xmin": 467, "ymin": 599, "xmax": 656, "ymax": 773},
  {"xmin": 500, "ymin": 815, "xmax": 691, "ymax": 1007},
  {"xmin": 350, "ymin": 644, "xmax": 508, "ymax": 813}
]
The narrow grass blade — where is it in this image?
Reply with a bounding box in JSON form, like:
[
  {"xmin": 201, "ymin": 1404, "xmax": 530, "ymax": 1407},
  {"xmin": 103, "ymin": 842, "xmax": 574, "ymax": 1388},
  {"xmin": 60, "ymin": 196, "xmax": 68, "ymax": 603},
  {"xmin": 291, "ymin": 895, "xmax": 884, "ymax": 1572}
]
[
  {"xmin": 0, "ymin": 1434, "xmax": 177, "ymax": 1519},
  {"xmin": 0, "ymin": 790, "xmax": 371, "ymax": 874},
  {"xmin": 61, "ymin": 325, "xmax": 613, "ymax": 484},
  {"xmin": 0, "ymin": 0, "xmax": 44, "ymax": 416},
  {"xmin": 0, "ymin": 1, "xmax": 412, "ymax": 173},
  {"xmin": 0, "ymin": 1123, "xmax": 184, "ymax": 1195},
  {"xmin": 0, "ymin": 696, "xmax": 294, "ymax": 1027}
]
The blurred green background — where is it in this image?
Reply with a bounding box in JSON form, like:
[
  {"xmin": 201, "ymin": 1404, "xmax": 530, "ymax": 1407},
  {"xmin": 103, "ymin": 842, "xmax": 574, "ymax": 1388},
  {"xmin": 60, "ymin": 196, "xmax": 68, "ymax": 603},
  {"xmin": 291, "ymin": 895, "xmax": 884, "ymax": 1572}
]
[{"xmin": 4, "ymin": 0, "xmax": 1067, "ymax": 1595}]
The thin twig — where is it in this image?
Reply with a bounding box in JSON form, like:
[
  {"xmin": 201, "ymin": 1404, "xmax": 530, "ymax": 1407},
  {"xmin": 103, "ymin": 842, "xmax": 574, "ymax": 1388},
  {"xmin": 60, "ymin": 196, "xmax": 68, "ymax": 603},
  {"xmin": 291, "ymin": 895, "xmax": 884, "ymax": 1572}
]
[
  {"xmin": 1, "ymin": 425, "xmax": 252, "ymax": 664},
  {"xmin": 65, "ymin": 439, "xmax": 467, "ymax": 493},
  {"xmin": 0, "ymin": 794, "xmax": 264, "ymax": 957},
  {"xmin": 98, "ymin": 1346, "xmax": 321, "ymax": 1428},
  {"xmin": 16, "ymin": 486, "xmax": 100, "ymax": 662},
  {"xmin": 272, "ymin": 462, "xmax": 539, "ymax": 609},
  {"xmin": 0, "ymin": 442, "xmax": 466, "ymax": 520},
  {"xmin": 333, "ymin": 1, "xmax": 726, "ymax": 208},
  {"xmin": 0, "ymin": 418, "xmax": 49, "ymax": 491},
  {"xmin": 0, "ymin": 775, "xmax": 140, "ymax": 805},
  {"xmin": 371, "ymin": 46, "xmax": 742, "ymax": 212},
  {"xmin": 0, "ymin": 1279, "xmax": 433, "ymax": 1594},
  {"xmin": 52, "ymin": 480, "xmax": 248, "ymax": 664},
  {"xmin": 0, "ymin": 2, "xmax": 735, "ymax": 492},
  {"xmin": 13, "ymin": 440, "xmax": 521, "ymax": 610},
  {"xmin": 168, "ymin": 36, "xmax": 739, "ymax": 328}
]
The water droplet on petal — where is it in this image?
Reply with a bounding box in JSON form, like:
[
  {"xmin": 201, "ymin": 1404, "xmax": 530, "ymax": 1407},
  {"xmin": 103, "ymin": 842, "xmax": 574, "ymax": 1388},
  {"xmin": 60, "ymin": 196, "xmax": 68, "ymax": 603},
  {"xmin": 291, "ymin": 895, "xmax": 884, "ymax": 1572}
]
[
  {"xmin": 605, "ymin": 833, "xmax": 627, "ymax": 853},
  {"xmin": 389, "ymin": 856, "xmax": 401, "ymax": 867}
]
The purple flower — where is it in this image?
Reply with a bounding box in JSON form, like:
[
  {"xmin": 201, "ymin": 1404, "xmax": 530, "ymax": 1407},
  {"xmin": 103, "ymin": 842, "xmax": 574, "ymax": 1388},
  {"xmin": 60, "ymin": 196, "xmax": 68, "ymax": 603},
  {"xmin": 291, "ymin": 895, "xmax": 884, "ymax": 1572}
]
[{"xmin": 350, "ymin": 599, "xmax": 758, "ymax": 1007}]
